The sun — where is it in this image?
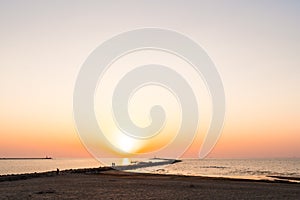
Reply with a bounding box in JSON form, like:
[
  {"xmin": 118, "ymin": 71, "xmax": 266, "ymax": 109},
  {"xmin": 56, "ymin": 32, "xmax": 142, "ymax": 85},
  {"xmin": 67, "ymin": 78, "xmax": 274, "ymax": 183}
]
[{"xmin": 114, "ymin": 132, "xmax": 140, "ymax": 154}]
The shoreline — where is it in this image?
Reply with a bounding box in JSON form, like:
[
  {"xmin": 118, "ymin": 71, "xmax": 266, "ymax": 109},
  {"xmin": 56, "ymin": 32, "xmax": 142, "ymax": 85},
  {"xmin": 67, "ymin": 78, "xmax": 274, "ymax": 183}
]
[{"xmin": 0, "ymin": 166, "xmax": 298, "ymax": 184}]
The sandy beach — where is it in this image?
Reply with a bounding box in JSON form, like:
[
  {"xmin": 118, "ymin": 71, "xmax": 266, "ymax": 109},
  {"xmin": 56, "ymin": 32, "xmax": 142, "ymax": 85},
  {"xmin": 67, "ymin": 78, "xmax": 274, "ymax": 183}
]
[{"xmin": 0, "ymin": 168, "xmax": 299, "ymax": 199}]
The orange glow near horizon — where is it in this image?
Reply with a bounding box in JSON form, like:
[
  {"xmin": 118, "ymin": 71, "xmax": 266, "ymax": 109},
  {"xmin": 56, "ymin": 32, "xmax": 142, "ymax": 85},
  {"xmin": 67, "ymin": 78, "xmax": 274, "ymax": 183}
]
[
  {"xmin": 0, "ymin": 85, "xmax": 299, "ymax": 159},
  {"xmin": 1, "ymin": 114, "xmax": 299, "ymax": 159}
]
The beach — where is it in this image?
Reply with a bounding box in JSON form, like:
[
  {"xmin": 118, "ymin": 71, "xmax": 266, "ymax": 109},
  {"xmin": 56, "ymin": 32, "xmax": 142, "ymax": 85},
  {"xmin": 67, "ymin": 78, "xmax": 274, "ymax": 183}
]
[{"xmin": 0, "ymin": 168, "xmax": 299, "ymax": 199}]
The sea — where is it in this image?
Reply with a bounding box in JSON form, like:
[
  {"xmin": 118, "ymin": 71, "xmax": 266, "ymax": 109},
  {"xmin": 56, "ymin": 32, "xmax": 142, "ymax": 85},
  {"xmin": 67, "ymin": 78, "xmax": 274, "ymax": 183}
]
[{"xmin": 0, "ymin": 158, "xmax": 299, "ymax": 183}]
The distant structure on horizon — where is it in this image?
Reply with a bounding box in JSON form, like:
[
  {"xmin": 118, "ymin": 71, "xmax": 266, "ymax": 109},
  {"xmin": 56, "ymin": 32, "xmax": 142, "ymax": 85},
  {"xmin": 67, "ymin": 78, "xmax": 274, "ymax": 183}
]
[{"xmin": 0, "ymin": 156, "xmax": 52, "ymax": 160}]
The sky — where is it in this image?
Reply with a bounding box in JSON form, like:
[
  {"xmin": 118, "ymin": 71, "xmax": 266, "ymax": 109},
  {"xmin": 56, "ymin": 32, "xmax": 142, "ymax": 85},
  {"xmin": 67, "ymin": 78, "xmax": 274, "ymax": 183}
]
[{"xmin": 0, "ymin": 0, "xmax": 299, "ymax": 159}]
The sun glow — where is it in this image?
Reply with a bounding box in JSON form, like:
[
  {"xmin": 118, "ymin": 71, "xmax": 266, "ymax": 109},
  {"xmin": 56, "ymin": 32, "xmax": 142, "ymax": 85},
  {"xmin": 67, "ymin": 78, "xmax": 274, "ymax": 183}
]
[{"xmin": 114, "ymin": 132, "xmax": 140, "ymax": 154}]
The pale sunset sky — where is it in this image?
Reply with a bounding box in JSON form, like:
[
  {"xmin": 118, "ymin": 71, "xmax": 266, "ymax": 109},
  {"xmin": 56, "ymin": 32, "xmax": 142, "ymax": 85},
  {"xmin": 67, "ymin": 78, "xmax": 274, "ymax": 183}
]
[{"xmin": 0, "ymin": 0, "xmax": 299, "ymax": 158}]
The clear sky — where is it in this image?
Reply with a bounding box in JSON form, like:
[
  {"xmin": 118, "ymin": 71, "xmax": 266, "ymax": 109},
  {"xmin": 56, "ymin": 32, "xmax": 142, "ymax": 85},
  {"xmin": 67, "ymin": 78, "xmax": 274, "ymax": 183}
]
[{"xmin": 0, "ymin": 0, "xmax": 299, "ymax": 158}]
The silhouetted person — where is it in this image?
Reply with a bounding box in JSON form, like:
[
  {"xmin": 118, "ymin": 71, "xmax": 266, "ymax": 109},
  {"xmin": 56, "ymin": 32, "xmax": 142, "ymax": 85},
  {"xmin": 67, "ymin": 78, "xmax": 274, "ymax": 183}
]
[{"xmin": 56, "ymin": 168, "xmax": 59, "ymax": 175}]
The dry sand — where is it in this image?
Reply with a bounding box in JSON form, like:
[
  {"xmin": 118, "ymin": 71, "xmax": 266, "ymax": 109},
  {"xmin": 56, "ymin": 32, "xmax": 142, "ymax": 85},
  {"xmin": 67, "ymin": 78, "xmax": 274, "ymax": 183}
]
[{"xmin": 0, "ymin": 169, "xmax": 299, "ymax": 199}]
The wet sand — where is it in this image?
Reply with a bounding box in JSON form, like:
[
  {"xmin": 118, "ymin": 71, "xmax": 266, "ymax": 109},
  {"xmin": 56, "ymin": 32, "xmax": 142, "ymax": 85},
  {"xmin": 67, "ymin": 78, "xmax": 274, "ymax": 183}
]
[{"xmin": 0, "ymin": 168, "xmax": 299, "ymax": 199}]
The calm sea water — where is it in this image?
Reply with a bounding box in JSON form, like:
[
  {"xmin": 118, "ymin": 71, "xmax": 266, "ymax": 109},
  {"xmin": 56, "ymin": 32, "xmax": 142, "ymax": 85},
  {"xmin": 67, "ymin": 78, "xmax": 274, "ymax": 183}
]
[
  {"xmin": 1, "ymin": 158, "xmax": 299, "ymax": 182},
  {"xmin": 0, "ymin": 158, "xmax": 101, "ymax": 175},
  {"xmin": 129, "ymin": 158, "xmax": 300, "ymax": 182}
]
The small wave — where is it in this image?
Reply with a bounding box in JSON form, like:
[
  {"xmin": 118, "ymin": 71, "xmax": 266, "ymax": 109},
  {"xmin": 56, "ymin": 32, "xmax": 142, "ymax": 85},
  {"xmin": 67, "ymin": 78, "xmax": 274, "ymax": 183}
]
[
  {"xmin": 200, "ymin": 166, "xmax": 227, "ymax": 169},
  {"xmin": 267, "ymin": 175, "xmax": 300, "ymax": 182}
]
